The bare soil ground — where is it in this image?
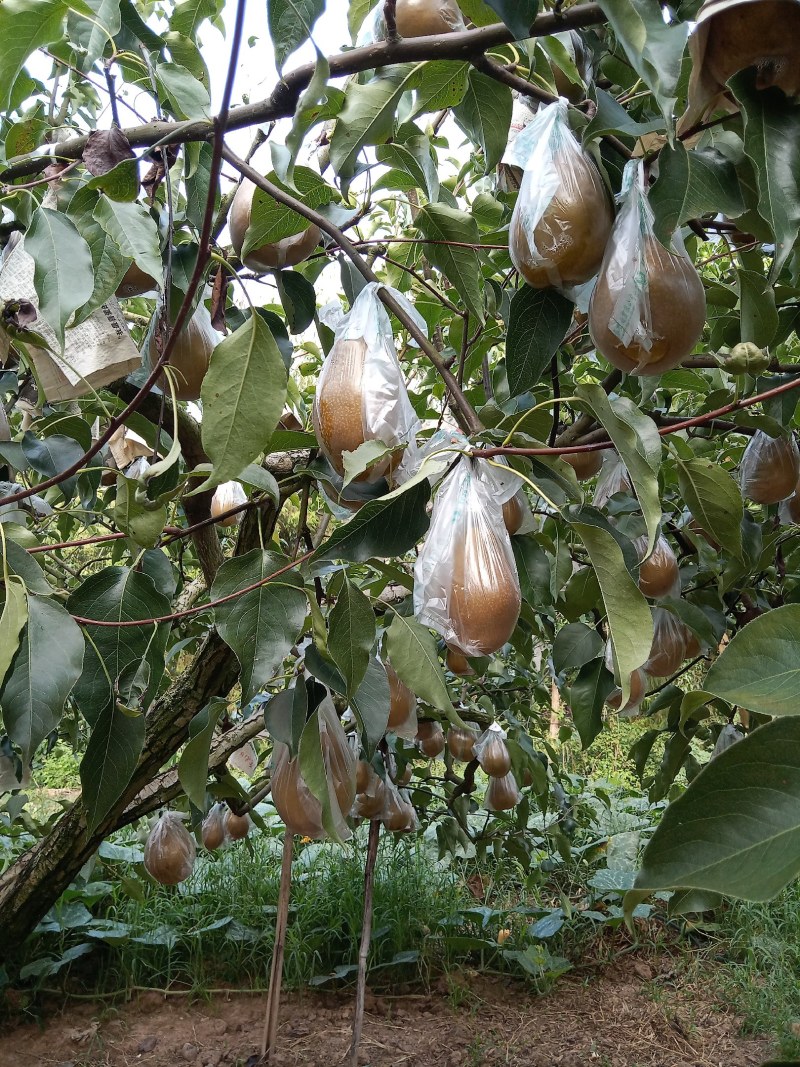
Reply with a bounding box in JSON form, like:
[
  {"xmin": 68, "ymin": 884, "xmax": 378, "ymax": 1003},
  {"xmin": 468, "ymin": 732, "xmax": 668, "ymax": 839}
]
[{"xmin": 2, "ymin": 959, "xmax": 769, "ymax": 1067}]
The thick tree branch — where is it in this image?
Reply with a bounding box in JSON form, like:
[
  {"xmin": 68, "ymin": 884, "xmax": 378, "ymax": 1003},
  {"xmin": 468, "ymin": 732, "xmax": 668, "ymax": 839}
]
[{"xmin": 0, "ymin": 4, "xmax": 606, "ymax": 183}]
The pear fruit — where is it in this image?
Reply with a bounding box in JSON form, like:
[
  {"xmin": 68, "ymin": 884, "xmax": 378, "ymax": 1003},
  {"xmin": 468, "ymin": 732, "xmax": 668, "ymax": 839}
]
[
  {"xmin": 447, "ymin": 726, "xmax": 478, "ymax": 762},
  {"xmin": 229, "ymin": 178, "xmax": 320, "ymax": 272},
  {"xmin": 509, "ymin": 150, "xmax": 612, "ymax": 290},
  {"xmin": 589, "ymin": 237, "xmax": 706, "ymax": 375},
  {"xmin": 394, "ymin": 0, "xmax": 464, "ymax": 36},
  {"xmin": 637, "ymin": 535, "xmax": 680, "ymax": 599},
  {"xmin": 563, "ymin": 449, "xmax": 603, "ymax": 481},
  {"xmin": 224, "ymin": 810, "xmax": 250, "ymax": 841},
  {"xmin": 448, "ymin": 530, "xmax": 521, "ymax": 656},
  {"xmin": 740, "ymin": 430, "xmax": 800, "ymax": 504},
  {"xmin": 144, "ymin": 813, "xmax": 196, "ymax": 886}
]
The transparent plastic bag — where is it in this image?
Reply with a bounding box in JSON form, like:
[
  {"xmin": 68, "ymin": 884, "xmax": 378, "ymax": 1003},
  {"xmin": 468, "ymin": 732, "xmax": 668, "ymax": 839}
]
[
  {"xmin": 144, "ymin": 811, "xmax": 196, "ymax": 885},
  {"xmin": 447, "ymin": 723, "xmax": 478, "ymax": 762},
  {"xmin": 352, "ymin": 765, "xmax": 387, "ymax": 820},
  {"xmin": 779, "ymin": 484, "xmax": 800, "ymax": 525},
  {"xmin": 212, "ymin": 481, "xmax": 248, "ymax": 528},
  {"xmin": 603, "ymin": 641, "xmax": 648, "ymax": 715},
  {"xmin": 711, "ymin": 722, "xmax": 744, "ymax": 760},
  {"xmin": 474, "ymin": 723, "xmax": 512, "ymax": 778},
  {"xmin": 314, "ymin": 282, "xmax": 422, "ymax": 484},
  {"xmin": 633, "ymin": 533, "xmax": 680, "ymax": 600},
  {"xmin": 358, "ymin": 0, "xmax": 465, "ymax": 44},
  {"xmin": 593, "ymin": 452, "xmax": 632, "ymax": 510},
  {"xmin": 740, "ymin": 430, "xmax": 800, "ymax": 505},
  {"xmin": 416, "ymin": 719, "xmax": 445, "ymax": 758},
  {"xmin": 201, "ymin": 803, "xmax": 228, "ymax": 851},
  {"xmin": 497, "ymin": 93, "xmax": 539, "ymax": 193},
  {"xmin": 224, "ymin": 807, "xmax": 251, "ymax": 841},
  {"xmin": 485, "ymin": 770, "xmax": 521, "ymax": 811},
  {"xmin": 588, "ymin": 159, "xmax": 706, "ymax": 376},
  {"xmin": 506, "ymin": 98, "xmax": 612, "ymax": 294},
  {"xmin": 380, "ymin": 779, "xmax": 418, "ymax": 832},
  {"xmin": 414, "ymin": 457, "xmax": 521, "ymax": 657},
  {"xmin": 108, "ymin": 426, "xmax": 151, "ymax": 471},
  {"xmin": 270, "ymin": 694, "xmax": 357, "ymax": 840},
  {"xmin": 644, "ymin": 607, "xmax": 698, "ymax": 678}
]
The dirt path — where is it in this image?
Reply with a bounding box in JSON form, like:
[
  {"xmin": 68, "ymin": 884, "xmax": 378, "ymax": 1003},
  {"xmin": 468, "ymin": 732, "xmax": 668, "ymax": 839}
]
[{"xmin": 2, "ymin": 961, "xmax": 769, "ymax": 1067}]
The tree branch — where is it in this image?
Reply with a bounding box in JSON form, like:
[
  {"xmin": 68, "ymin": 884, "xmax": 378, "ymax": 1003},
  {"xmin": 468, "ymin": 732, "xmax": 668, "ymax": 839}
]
[{"xmin": 0, "ymin": 5, "xmax": 607, "ymax": 183}]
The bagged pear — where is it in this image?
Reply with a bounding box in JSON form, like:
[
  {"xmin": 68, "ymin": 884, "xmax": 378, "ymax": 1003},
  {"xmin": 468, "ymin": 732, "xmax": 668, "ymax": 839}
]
[
  {"xmin": 474, "ymin": 723, "xmax": 512, "ymax": 778},
  {"xmin": 593, "ymin": 452, "xmax": 633, "ymax": 510},
  {"xmin": 358, "ymin": 0, "xmax": 465, "ymax": 42},
  {"xmin": 150, "ymin": 301, "xmax": 219, "ymax": 401},
  {"xmin": 505, "ymin": 98, "xmax": 612, "ymax": 294},
  {"xmin": 644, "ymin": 606, "xmax": 701, "ymax": 678},
  {"xmin": 201, "ymin": 803, "xmax": 227, "ymax": 851},
  {"xmin": 270, "ymin": 694, "xmax": 357, "ymax": 840},
  {"xmin": 589, "ymin": 159, "xmax": 706, "ymax": 376},
  {"xmin": 485, "ymin": 770, "xmax": 521, "ymax": 811},
  {"xmin": 447, "ymin": 724, "xmax": 478, "ymax": 762},
  {"xmin": 229, "ymin": 177, "xmax": 321, "ymax": 271},
  {"xmin": 211, "ymin": 480, "xmax": 248, "ymax": 527},
  {"xmin": 415, "ymin": 719, "xmax": 445, "ymax": 758},
  {"xmin": 634, "ymin": 533, "xmax": 680, "ymax": 599},
  {"xmin": 313, "ymin": 283, "xmax": 421, "ymax": 484},
  {"xmin": 605, "ymin": 667, "xmax": 648, "ymax": 715},
  {"xmin": 144, "ymin": 811, "xmax": 196, "ymax": 885},
  {"xmin": 563, "ymin": 448, "xmax": 603, "ymax": 482},
  {"xmin": 679, "ymin": 0, "xmax": 800, "ymax": 135},
  {"xmin": 740, "ymin": 430, "xmax": 800, "ymax": 504},
  {"xmin": 414, "ymin": 457, "xmax": 521, "ymax": 658}
]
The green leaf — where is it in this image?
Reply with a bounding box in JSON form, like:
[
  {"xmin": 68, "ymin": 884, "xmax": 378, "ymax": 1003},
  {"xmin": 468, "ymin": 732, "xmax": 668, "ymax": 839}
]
[
  {"xmin": 178, "ymin": 699, "xmax": 225, "ymax": 809},
  {"xmin": 416, "ymin": 204, "xmax": 484, "ymax": 321},
  {"xmin": 242, "ymin": 168, "xmax": 337, "ymax": 256},
  {"xmin": 1, "ymin": 596, "xmax": 84, "ymax": 765},
  {"xmin": 327, "ymin": 575, "xmax": 376, "ymax": 697},
  {"xmin": 0, "ymin": 0, "xmax": 67, "ymax": 111},
  {"xmin": 583, "ymin": 87, "xmax": 664, "ymax": 142},
  {"xmin": 0, "ymin": 576, "xmax": 28, "ymax": 691},
  {"xmin": 297, "ymin": 709, "xmax": 342, "ymax": 841},
  {"xmin": 0, "ymin": 539, "xmax": 52, "ymax": 595},
  {"xmin": 576, "ymin": 383, "xmax": 662, "ymax": 555},
  {"xmin": 67, "ymin": 568, "xmax": 170, "ymax": 726},
  {"xmin": 114, "ymin": 475, "xmax": 168, "ymax": 549},
  {"xmin": 738, "ymin": 269, "xmax": 778, "ymax": 348},
  {"xmin": 155, "ymin": 60, "xmax": 210, "ymax": 119},
  {"xmin": 569, "ymin": 658, "xmax": 614, "ymax": 750},
  {"xmin": 484, "ymin": 0, "xmax": 538, "ymax": 39},
  {"xmin": 311, "ymin": 478, "xmax": 431, "ymax": 564},
  {"xmin": 80, "ymin": 702, "xmax": 145, "ymax": 833},
  {"xmin": 385, "ymin": 613, "xmax": 456, "ymax": 719},
  {"xmin": 63, "ymin": 186, "xmax": 128, "ymax": 325},
  {"xmin": 170, "ymin": 0, "xmax": 222, "ymax": 37},
  {"xmin": 634, "ymin": 717, "xmax": 800, "ymax": 900},
  {"xmin": 211, "ymin": 550, "xmax": 307, "ymax": 703},
  {"xmin": 704, "ymin": 605, "xmax": 800, "ymax": 717},
  {"xmin": 67, "ymin": 0, "xmax": 121, "ymax": 71},
  {"xmin": 277, "ymin": 270, "xmax": 316, "ymax": 334},
  {"xmin": 736, "ymin": 75, "xmax": 800, "ymax": 277},
  {"xmin": 552, "ymin": 622, "xmax": 603, "ymax": 677},
  {"xmin": 676, "ymin": 457, "xmax": 743, "ymax": 561},
  {"xmin": 342, "ymin": 440, "xmax": 395, "ymax": 488},
  {"xmin": 598, "ymin": 0, "xmax": 688, "ymax": 129},
  {"xmin": 506, "ymin": 287, "xmax": 573, "ymax": 398},
  {"xmin": 21, "ymin": 431, "xmax": 84, "ymax": 503},
  {"xmin": 376, "ymin": 135, "xmax": 439, "ymax": 202},
  {"xmin": 452, "ymin": 68, "xmax": 512, "ymax": 172},
  {"xmin": 350, "ymin": 657, "xmax": 390, "ymax": 757},
  {"xmin": 330, "ymin": 66, "xmax": 415, "ymax": 184},
  {"xmin": 649, "ymin": 143, "xmax": 744, "ymax": 247},
  {"xmin": 86, "ymin": 158, "xmax": 140, "ymax": 202},
  {"xmin": 348, "ymin": 0, "xmax": 378, "ymax": 38},
  {"xmin": 25, "ymin": 207, "xmax": 94, "ymax": 350},
  {"xmin": 93, "ymin": 196, "xmax": 162, "ymax": 286},
  {"xmin": 267, "ymin": 0, "xmax": 324, "ymax": 71},
  {"xmin": 198, "ymin": 312, "xmax": 288, "ymax": 491},
  {"xmin": 263, "ymin": 683, "xmax": 306, "ymax": 756},
  {"xmin": 412, "ymin": 61, "xmax": 470, "ymax": 116},
  {"xmin": 570, "ymin": 514, "xmax": 653, "ymax": 706}
]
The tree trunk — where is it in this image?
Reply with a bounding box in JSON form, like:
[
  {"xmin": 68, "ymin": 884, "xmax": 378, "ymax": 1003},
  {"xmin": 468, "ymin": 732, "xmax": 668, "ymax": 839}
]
[{"xmin": 0, "ymin": 490, "xmax": 297, "ymax": 957}]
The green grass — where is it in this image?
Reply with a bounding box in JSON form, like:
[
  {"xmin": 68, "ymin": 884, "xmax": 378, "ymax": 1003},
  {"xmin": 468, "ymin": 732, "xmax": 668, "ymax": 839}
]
[
  {"xmin": 88, "ymin": 831, "xmax": 471, "ymax": 995},
  {"xmin": 712, "ymin": 883, "xmax": 800, "ymax": 1058}
]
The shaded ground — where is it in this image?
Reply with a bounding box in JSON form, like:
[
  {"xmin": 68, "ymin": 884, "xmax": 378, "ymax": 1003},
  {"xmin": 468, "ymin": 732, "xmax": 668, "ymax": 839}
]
[{"xmin": 3, "ymin": 959, "xmax": 769, "ymax": 1067}]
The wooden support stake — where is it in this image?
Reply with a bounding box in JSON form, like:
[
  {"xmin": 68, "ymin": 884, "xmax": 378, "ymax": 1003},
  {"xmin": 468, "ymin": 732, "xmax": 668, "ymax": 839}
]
[
  {"xmin": 349, "ymin": 818, "xmax": 381, "ymax": 1067},
  {"xmin": 261, "ymin": 831, "xmax": 294, "ymax": 1062}
]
